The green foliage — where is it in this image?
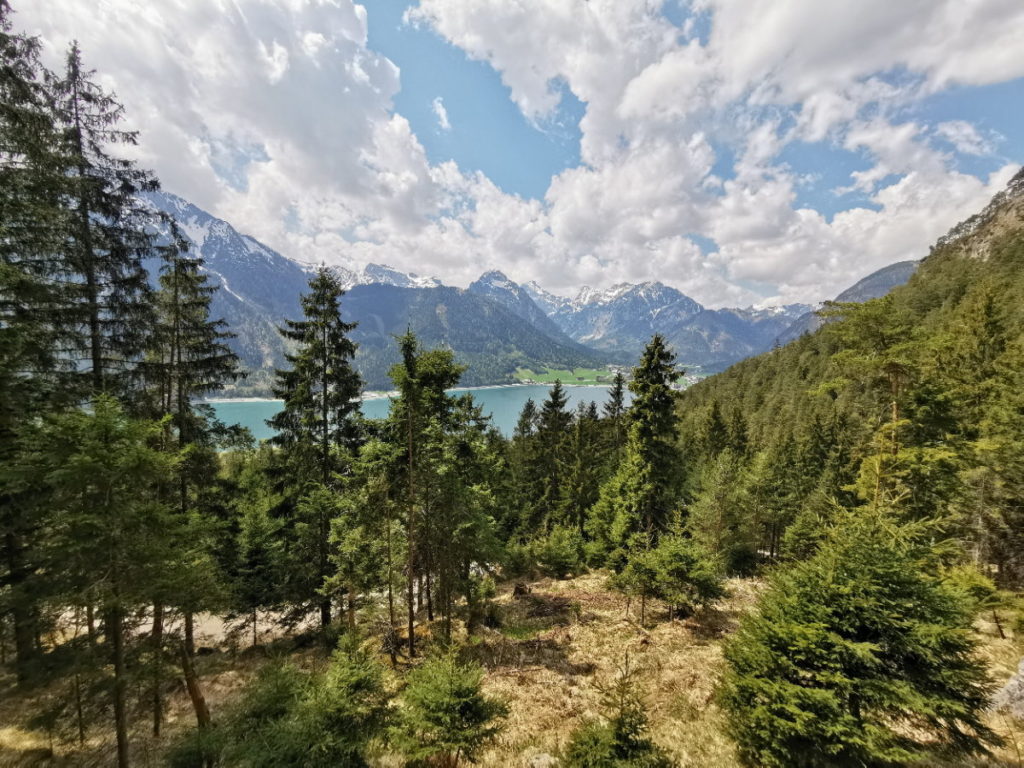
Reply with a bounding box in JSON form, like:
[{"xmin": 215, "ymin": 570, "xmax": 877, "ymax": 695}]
[
  {"xmin": 686, "ymin": 450, "xmax": 759, "ymax": 575},
  {"xmin": 392, "ymin": 652, "xmax": 507, "ymax": 766},
  {"xmin": 612, "ymin": 535, "xmax": 724, "ymax": 622},
  {"xmin": 590, "ymin": 336, "xmax": 681, "ymax": 558},
  {"xmin": 720, "ymin": 509, "xmax": 999, "ymax": 767},
  {"xmin": 534, "ymin": 525, "xmax": 586, "ymax": 579},
  {"xmin": 168, "ymin": 642, "xmax": 389, "ymax": 767},
  {"xmin": 562, "ymin": 657, "xmax": 674, "ymax": 768}
]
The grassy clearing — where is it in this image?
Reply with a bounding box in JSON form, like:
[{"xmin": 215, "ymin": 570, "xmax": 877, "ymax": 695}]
[
  {"xmin": 1, "ymin": 573, "xmax": 1022, "ymax": 767},
  {"xmin": 514, "ymin": 367, "xmax": 615, "ymax": 385}
]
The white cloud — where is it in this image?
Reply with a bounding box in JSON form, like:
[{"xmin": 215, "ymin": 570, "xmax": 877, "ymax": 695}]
[
  {"xmin": 432, "ymin": 96, "xmax": 451, "ymax": 131},
  {"xmin": 935, "ymin": 120, "xmax": 999, "ymax": 156},
  {"xmin": 18, "ymin": 0, "xmax": 1024, "ymax": 309}
]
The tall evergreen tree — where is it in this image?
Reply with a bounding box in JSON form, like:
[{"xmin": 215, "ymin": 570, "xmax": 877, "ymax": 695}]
[
  {"xmin": 534, "ymin": 379, "xmax": 572, "ymax": 526},
  {"xmin": 589, "ymin": 336, "xmax": 681, "ymax": 556},
  {"xmin": 142, "ymin": 222, "xmax": 239, "ymax": 668},
  {"xmin": 0, "ymin": 0, "xmax": 71, "ymax": 684},
  {"xmin": 603, "ymin": 371, "xmax": 628, "ymax": 464},
  {"xmin": 14, "ymin": 397, "xmax": 181, "ymax": 768},
  {"xmin": 50, "ymin": 42, "xmax": 159, "ymax": 400},
  {"xmin": 268, "ymin": 267, "xmax": 360, "ymax": 627},
  {"xmin": 269, "ymin": 266, "xmax": 361, "ymax": 484},
  {"xmin": 387, "ymin": 330, "xmax": 464, "ymax": 656}
]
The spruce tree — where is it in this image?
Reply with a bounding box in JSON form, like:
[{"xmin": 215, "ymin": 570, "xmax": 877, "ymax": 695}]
[
  {"xmin": 270, "ymin": 266, "xmax": 361, "ymax": 483},
  {"xmin": 558, "ymin": 402, "xmax": 602, "ymax": 533},
  {"xmin": 269, "ymin": 266, "xmax": 360, "ymax": 627},
  {"xmin": 0, "ymin": 0, "xmax": 70, "ymax": 684},
  {"xmin": 562, "ymin": 657, "xmax": 674, "ymax": 768},
  {"xmin": 720, "ymin": 508, "xmax": 999, "ymax": 767},
  {"xmin": 387, "ymin": 330, "xmax": 464, "ymax": 656},
  {"xmin": 50, "ymin": 42, "xmax": 159, "ymax": 400},
  {"xmin": 392, "ymin": 652, "xmax": 507, "ymax": 767},
  {"xmin": 603, "ymin": 370, "xmax": 628, "ymax": 464},
  {"xmin": 142, "ymin": 221, "xmax": 240, "ymax": 674},
  {"xmin": 16, "ymin": 397, "xmax": 180, "ymax": 768},
  {"xmin": 589, "ymin": 336, "xmax": 681, "ymax": 557},
  {"xmin": 535, "ymin": 379, "xmax": 571, "ymax": 525}
]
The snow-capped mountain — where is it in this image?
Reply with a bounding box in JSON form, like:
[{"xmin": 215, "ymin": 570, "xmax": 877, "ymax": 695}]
[
  {"xmin": 511, "ymin": 274, "xmax": 811, "ymax": 370},
  {"xmin": 468, "ymin": 270, "xmax": 575, "ymax": 345},
  {"xmin": 146, "ymin": 192, "xmax": 607, "ymax": 391}
]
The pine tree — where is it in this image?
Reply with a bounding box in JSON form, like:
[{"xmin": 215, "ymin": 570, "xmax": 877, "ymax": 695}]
[
  {"xmin": 721, "ymin": 508, "xmax": 999, "ymax": 767},
  {"xmin": 589, "ymin": 336, "xmax": 681, "ymax": 557},
  {"xmin": 603, "ymin": 371, "xmax": 628, "ymax": 463},
  {"xmin": 235, "ymin": 504, "xmax": 283, "ymax": 648},
  {"xmin": 50, "ymin": 42, "xmax": 159, "ymax": 400},
  {"xmin": 269, "ymin": 267, "xmax": 360, "ymax": 627},
  {"xmin": 687, "ymin": 450, "xmax": 759, "ymax": 574},
  {"xmin": 142, "ymin": 221, "xmax": 239, "ymax": 681},
  {"xmin": 144, "ymin": 221, "xmax": 240, "ymax": 440},
  {"xmin": 558, "ymin": 402, "xmax": 602, "ymax": 533},
  {"xmin": 270, "ymin": 266, "xmax": 361, "ymax": 484},
  {"xmin": 534, "ymin": 379, "xmax": 572, "ymax": 526},
  {"xmin": 387, "ymin": 330, "xmax": 463, "ymax": 656}
]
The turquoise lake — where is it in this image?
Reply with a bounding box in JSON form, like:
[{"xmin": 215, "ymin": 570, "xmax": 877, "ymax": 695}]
[{"xmin": 209, "ymin": 384, "xmax": 632, "ymax": 441}]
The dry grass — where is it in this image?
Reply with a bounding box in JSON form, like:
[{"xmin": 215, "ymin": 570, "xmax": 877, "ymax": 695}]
[
  {"xmin": 463, "ymin": 572, "xmax": 760, "ymax": 767},
  {"xmin": 0, "ymin": 573, "xmax": 1022, "ymax": 767}
]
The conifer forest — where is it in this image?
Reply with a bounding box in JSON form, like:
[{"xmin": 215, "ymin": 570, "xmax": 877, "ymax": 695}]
[{"xmin": 3, "ymin": 4, "xmax": 1024, "ymax": 767}]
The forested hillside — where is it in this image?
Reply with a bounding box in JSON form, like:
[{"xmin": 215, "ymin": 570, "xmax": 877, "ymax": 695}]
[
  {"xmin": 677, "ymin": 167, "xmax": 1024, "ymax": 578},
  {"xmin": 2, "ymin": 7, "xmax": 1023, "ymax": 768}
]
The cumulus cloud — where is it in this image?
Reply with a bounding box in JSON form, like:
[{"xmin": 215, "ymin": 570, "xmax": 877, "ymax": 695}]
[{"xmin": 19, "ymin": 0, "xmax": 1024, "ymax": 307}]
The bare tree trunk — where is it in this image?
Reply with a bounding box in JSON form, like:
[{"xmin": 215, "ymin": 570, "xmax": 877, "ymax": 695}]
[
  {"xmin": 152, "ymin": 603, "xmax": 164, "ymax": 737},
  {"xmin": 106, "ymin": 605, "xmax": 130, "ymax": 768},
  {"xmin": 184, "ymin": 611, "xmax": 195, "ymax": 657},
  {"xmin": 86, "ymin": 602, "xmax": 96, "ymax": 645},
  {"xmin": 178, "ymin": 643, "xmax": 211, "ymax": 729},
  {"xmin": 74, "ymin": 673, "xmax": 86, "ymax": 745}
]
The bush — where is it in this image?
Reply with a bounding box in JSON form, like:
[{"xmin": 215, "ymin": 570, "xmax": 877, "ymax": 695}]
[
  {"xmin": 502, "ymin": 539, "xmax": 536, "ymax": 579},
  {"xmin": 611, "ymin": 535, "xmax": 725, "ymax": 623},
  {"xmin": 392, "ymin": 651, "xmax": 507, "ymax": 767}
]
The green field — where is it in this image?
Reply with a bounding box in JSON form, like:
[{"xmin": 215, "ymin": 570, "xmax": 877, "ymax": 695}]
[{"xmin": 514, "ymin": 366, "xmax": 615, "ymax": 385}]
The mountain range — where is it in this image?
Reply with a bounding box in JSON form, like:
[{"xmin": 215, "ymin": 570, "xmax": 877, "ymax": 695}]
[{"xmin": 147, "ymin": 191, "xmax": 916, "ymax": 393}]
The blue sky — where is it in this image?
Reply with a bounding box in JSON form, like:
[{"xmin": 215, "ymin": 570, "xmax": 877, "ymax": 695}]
[
  {"xmin": 367, "ymin": 1, "xmax": 584, "ymax": 201},
  {"xmin": 23, "ymin": 0, "xmax": 1024, "ymax": 306}
]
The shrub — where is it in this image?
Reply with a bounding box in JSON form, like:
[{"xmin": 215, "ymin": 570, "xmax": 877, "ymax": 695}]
[{"xmin": 166, "ymin": 640, "xmax": 389, "ymax": 767}]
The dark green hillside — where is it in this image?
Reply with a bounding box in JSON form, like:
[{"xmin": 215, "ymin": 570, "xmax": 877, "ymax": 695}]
[
  {"xmin": 677, "ymin": 167, "xmax": 1024, "ymax": 575},
  {"xmin": 343, "ymin": 283, "xmax": 609, "ymax": 389}
]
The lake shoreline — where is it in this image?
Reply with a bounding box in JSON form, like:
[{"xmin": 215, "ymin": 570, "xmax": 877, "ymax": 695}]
[{"xmin": 205, "ymin": 381, "xmax": 616, "ymax": 404}]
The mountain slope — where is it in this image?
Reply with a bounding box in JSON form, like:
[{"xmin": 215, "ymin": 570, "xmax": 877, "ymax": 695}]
[
  {"xmin": 468, "ymin": 271, "xmax": 600, "ymax": 351},
  {"xmin": 678, "ymin": 165, "xmax": 1024, "ymax": 458},
  {"xmin": 343, "ymin": 284, "xmax": 607, "ymax": 389},
  {"xmin": 776, "ymin": 260, "xmax": 920, "ymax": 344},
  {"xmin": 147, "ymin": 192, "xmax": 610, "ymax": 393},
  {"xmin": 522, "ymin": 278, "xmax": 810, "ymax": 370}
]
